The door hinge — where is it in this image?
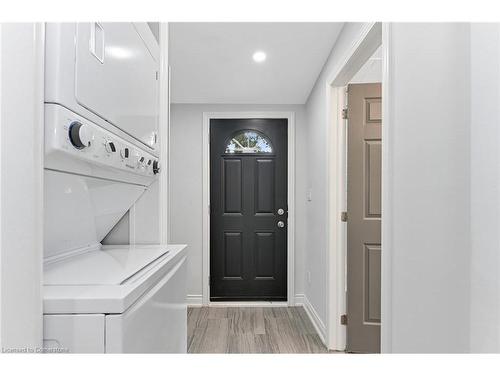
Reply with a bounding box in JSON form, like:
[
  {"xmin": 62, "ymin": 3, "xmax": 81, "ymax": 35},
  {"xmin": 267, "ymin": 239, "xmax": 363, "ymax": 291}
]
[
  {"xmin": 340, "ymin": 314, "xmax": 348, "ymax": 325},
  {"xmin": 342, "ymin": 108, "xmax": 348, "ymax": 119},
  {"xmin": 155, "ymin": 71, "xmax": 159, "ymax": 80},
  {"xmin": 341, "ymin": 211, "xmax": 348, "ymax": 222}
]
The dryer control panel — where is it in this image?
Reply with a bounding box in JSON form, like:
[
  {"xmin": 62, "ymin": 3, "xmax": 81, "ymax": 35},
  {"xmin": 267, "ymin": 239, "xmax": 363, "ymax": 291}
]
[{"xmin": 45, "ymin": 104, "xmax": 160, "ymax": 184}]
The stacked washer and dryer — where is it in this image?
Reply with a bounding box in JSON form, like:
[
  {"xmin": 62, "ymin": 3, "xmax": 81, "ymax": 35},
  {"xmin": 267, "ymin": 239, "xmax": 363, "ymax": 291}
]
[{"xmin": 42, "ymin": 23, "xmax": 187, "ymax": 353}]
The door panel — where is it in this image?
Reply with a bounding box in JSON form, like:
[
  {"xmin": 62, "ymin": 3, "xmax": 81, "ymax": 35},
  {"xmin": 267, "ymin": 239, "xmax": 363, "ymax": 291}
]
[
  {"xmin": 255, "ymin": 232, "xmax": 276, "ymax": 278},
  {"xmin": 255, "ymin": 159, "xmax": 275, "ymax": 213},
  {"xmin": 347, "ymin": 83, "xmax": 382, "ymax": 353},
  {"xmin": 364, "ymin": 244, "xmax": 381, "ymax": 323},
  {"xmin": 223, "ymin": 159, "xmax": 243, "ymax": 213},
  {"xmin": 223, "ymin": 232, "xmax": 243, "ymax": 278},
  {"xmin": 210, "ymin": 119, "xmax": 287, "ymax": 301},
  {"xmin": 365, "ymin": 140, "xmax": 382, "ymax": 217}
]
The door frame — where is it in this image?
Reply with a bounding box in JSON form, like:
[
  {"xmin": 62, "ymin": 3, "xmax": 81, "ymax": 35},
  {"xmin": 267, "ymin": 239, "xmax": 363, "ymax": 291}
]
[
  {"xmin": 0, "ymin": 23, "xmax": 45, "ymax": 348},
  {"xmin": 158, "ymin": 22, "xmax": 170, "ymax": 245},
  {"xmin": 202, "ymin": 111, "xmax": 295, "ymax": 306},
  {"xmin": 325, "ymin": 22, "xmax": 384, "ymax": 351}
]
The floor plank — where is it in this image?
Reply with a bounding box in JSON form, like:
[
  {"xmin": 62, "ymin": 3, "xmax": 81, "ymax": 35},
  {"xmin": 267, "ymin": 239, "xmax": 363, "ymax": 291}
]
[
  {"xmin": 192, "ymin": 318, "xmax": 229, "ymax": 353},
  {"xmin": 187, "ymin": 306, "xmax": 330, "ymax": 354},
  {"xmin": 253, "ymin": 307, "xmax": 266, "ymax": 335}
]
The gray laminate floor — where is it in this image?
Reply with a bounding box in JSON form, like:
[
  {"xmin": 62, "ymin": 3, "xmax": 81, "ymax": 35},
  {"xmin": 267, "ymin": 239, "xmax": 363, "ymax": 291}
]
[{"xmin": 187, "ymin": 306, "xmax": 329, "ymax": 353}]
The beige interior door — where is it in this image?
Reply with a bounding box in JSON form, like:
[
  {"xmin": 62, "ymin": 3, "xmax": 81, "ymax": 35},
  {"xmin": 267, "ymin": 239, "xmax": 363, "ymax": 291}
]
[{"xmin": 346, "ymin": 83, "xmax": 382, "ymax": 353}]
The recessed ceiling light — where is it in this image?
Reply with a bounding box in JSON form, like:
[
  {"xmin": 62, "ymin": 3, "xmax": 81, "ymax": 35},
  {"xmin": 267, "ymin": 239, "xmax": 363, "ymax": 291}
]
[{"xmin": 252, "ymin": 51, "xmax": 266, "ymax": 63}]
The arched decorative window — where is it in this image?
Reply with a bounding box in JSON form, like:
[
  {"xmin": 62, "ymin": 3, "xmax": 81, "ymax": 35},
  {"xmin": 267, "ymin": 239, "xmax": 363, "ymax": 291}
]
[{"xmin": 225, "ymin": 130, "xmax": 273, "ymax": 154}]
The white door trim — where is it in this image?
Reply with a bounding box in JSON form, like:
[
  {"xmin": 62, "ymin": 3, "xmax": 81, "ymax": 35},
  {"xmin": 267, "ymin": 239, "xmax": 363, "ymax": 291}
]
[
  {"xmin": 158, "ymin": 22, "xmax": 170, "ymax": 245},
  {"xmin": 380, "ymin": 22, "xmax": 393, "ymax": 354},
  {"xmin": 0, "ymin": 23, "xmax": 45, "ymax": 348},
  {"xmin": 202, "ymin": 111, "xmax": 295, "ymax": 306},
  {"xmin": 325, "ymin": 22, "xmax": 383, "ymax": 351}
]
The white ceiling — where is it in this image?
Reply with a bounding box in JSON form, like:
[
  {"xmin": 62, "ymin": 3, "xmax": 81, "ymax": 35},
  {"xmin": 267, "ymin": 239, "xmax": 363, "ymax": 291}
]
[{"xmin": 169, "ymin": 23, "xmax": 344, "ymax": 104}]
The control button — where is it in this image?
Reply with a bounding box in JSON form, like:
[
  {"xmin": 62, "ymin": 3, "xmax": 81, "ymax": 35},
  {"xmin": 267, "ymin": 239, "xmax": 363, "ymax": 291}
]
[
  {"xmin": 68, "ymin": 121, "xmax": 92, "ymax": 149},
  {"xmin": 105, "ymin": 141, "xmax": 116, "ymax": 153},
  {"xmin": 153, "ymin": 160, "xmax": 161, "ymax": 175},
  {"xmin": 120, "ymin": 147, "xmax": 129, "ymax": 159},
  {"xmin": 137, "ymin": 156, "xmax": 146, "ymax": 169}
]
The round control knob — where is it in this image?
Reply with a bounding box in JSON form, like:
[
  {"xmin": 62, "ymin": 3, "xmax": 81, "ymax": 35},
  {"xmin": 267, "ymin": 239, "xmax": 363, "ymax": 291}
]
[
  {"xmin": 104, "ymin": 141, "xmax": 116, "ymax": 153},
  {"xmin": 68, "ymin": 121, "xmax": 92, "ymax": 149},
  {"xmin": 153, "ymin": 160, "xmax": 161, "ymax": 175}
]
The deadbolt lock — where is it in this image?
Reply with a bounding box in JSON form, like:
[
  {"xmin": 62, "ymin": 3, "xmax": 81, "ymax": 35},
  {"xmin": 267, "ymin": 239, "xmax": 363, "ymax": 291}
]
[{"xmin": 277, "ymin": 221, "xmax": 285, "ymax": 228}]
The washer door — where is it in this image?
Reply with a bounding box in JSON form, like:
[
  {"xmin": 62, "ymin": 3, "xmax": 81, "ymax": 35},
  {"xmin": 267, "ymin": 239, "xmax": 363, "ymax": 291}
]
[{"xmin": 74, "ymin": 23, "xmax": 159, "ymax": 149}]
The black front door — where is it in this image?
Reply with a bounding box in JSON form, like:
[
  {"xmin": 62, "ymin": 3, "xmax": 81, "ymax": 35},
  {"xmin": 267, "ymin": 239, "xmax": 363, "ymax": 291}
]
[{"xmin": 210, "ymin": 118, "xmax": 288, "ymax": 301}]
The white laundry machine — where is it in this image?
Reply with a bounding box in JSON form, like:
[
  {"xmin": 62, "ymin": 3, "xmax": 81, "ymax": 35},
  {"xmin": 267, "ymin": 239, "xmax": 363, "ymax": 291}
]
[
  {"xmin": 43, "ymin": 244, "xmax": 187, "ymax": 353},
  {"xmin": 45, "ymin": 22, "xmax": 160, "ymax": 152},
  {"xmin": 42, "ymin": 23, "xmax": 187, "ymax": 353}
]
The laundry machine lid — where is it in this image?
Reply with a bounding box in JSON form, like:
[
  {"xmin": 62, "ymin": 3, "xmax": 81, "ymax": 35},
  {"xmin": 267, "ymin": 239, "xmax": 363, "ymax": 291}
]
[{"xmin": 44, "ymin": 245, "xmax": 170, "ymax": 286}]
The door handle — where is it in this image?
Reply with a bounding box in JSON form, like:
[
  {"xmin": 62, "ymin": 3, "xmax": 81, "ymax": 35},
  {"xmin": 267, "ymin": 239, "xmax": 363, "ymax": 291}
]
[
  {"xmin": 90, "ymin": 22, "xmax": 105, "ymax": 64},
  {"xmin": 277, "ymin": 221, "xmax": 285, "ymax": 228}
]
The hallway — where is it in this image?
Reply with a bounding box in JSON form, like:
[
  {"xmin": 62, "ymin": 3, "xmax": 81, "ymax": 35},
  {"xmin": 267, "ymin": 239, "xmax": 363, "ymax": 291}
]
[{"xmin": 187, "ymin": 307, "xmax": 330, "ymax": 353}]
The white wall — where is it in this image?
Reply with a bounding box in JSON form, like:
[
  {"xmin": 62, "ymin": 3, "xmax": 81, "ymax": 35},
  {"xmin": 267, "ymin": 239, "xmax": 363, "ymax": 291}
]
[
  {"xmin": 102, "ymin": 184, "xmax": 161, "ymax": 246},
  {"xmin": 384, "ymin": 23, "xmax": 471, "ymax": 353},
  {"xmin": 305, "ymin": 22, "xmax": 485, "ymax": 353},
  {"xmin": 169, "ymin": 23, "xmax": 500, "ymax": 353},
  {"xmin": 0, "ymin": 23, "xmax": 44, "ymax": 350},
  {"xmin": 102, "ymin": 212, "xmax": 130, "ymax": 245},
  {"xmin": 469, "ymin": 23, "xmax": 500, "ymax": 353},
  {"xmin": 170, "ymin": 103, "xmax": 307, "ymax": 302},
  {"xmin": 304, "ymin": 22, "xmax": 371, "ymax": 333}
]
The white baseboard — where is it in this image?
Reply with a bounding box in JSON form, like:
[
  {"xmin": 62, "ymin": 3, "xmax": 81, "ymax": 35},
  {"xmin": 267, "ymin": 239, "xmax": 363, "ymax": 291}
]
[
  {"xmin": 294, "ymin": 293, "xmax": 305, "ymax": 306},
  {"xmin": 188, "ymin": 294, "xmax": 305, "ymax": 307},
  {"xmin": 302, "ymin": 295, "xmax": 327, "ymax": 345},
  {"xmin": 209, "ymin": 301, "xmax": 289, "ymax": 307},
  {"xmin": 186, "ymin": 294, "xmax": 203, "ymax": 307}
]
